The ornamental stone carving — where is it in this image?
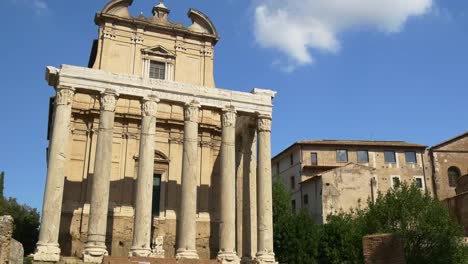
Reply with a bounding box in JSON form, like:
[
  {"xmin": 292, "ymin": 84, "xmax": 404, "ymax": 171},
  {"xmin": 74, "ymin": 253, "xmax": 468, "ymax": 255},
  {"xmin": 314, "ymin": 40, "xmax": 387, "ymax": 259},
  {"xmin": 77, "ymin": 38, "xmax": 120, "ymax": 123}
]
[
  {"xmin": 142, "ymin": 96, "xmax": 160, "ymax": 117},
  {"xmin": 55, "ymin": 87, "xmax": 75, "ymax": 106},
  {"xmin": 100, "ymin": 89, "xmax": 118, "ymax": 112},
  {"xmin": 184, "ymin": 100, "xmax": 200, "ymax": 122},
  {"xmin": 257, "ymin": 115, "xmax": 272, "ymax": 132},
  {"xmin": 222, "ymin": 107, "xmax": 236, "ymax": 128}
]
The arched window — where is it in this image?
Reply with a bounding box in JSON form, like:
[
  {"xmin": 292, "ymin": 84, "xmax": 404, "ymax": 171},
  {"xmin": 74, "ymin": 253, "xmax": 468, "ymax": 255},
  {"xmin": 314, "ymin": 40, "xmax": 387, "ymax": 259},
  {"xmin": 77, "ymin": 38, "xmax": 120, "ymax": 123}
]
[{"xmin": 448, "ymin": 166, "xmax": 461, "ymax": 187}]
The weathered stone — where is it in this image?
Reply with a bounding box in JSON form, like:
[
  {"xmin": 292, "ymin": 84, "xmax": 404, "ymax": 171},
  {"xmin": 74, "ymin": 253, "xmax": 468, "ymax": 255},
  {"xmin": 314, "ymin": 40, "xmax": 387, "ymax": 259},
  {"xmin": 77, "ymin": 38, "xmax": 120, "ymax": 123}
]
[
  {"xmin": 1, "ymin": 216, "xmax": 14, "ymax": 264},
  {"xmin": 363, "ymin": 234, "xmax": 406, "ymax": 264},
  {"xmin": 9, "ymin": 239, "xmax": 24, "ymax": 264}
]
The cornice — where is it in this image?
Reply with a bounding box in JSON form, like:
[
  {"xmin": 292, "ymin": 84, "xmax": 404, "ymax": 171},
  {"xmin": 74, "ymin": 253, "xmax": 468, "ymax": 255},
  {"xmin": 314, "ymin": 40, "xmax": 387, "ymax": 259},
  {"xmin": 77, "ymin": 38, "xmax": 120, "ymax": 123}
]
[{"xmin": 49, "ymin": 65, "xmax": 275, "ymax": 116}]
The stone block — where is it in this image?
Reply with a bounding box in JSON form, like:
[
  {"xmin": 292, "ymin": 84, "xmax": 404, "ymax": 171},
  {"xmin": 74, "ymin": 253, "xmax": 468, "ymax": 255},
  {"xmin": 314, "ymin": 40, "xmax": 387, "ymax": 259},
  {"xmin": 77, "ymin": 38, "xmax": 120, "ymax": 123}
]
[
  {"xmin": 9, "ymin": 240, "xmax": 23, "ymax": 264},
  {"xmin": 0, "ymin": 215, "xmax": 15, "ymax": 264},
  {"xmin": 362, "ymin": 234, "xmax": 406, "ymax": 264}
]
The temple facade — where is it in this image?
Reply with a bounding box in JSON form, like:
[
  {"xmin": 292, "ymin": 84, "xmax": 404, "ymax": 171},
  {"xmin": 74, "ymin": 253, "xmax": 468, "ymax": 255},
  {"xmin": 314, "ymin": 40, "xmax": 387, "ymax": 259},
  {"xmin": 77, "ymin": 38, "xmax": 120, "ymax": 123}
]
[{"xmin": 33, "ymin": 1, "xmax": 277, "ymax": 263}]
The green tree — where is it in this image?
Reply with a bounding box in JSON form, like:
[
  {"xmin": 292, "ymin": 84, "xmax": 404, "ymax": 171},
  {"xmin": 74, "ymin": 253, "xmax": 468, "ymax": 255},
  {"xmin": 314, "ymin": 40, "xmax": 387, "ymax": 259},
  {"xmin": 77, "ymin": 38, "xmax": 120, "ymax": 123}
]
[
  {"xmin": 273, "ymin": 181, "xmax": 319, "ymax": 264},
  {"xmin": 322, "ymin": 184, "xmax": 467, "ymax": 264},
  {"xmin": 0, "ymin": 171, "xmax": 4, "ymax": 198},
  {"xmin": 0, "ymin": 172, "xmax": 40, "ymax": 255}
]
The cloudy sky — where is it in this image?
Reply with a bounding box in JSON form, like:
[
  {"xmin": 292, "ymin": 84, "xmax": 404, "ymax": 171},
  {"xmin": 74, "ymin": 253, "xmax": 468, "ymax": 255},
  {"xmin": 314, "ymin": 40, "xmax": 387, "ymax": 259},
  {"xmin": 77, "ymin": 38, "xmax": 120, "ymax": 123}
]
[{"xmin": 0, "ymin": 0, "xmax": 466, "ymax": 210}]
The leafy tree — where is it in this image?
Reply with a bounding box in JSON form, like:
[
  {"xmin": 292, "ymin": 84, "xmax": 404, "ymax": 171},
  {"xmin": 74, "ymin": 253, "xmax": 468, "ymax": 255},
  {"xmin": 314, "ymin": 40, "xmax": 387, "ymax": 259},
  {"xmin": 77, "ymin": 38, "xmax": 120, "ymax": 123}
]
[
  {"xmin": 0, "ymin": 171, "xmax": 4, "ymax": 198},
  {"xmin": 273, "ymin": 181, "xmax": 319, "ymax": 264},
  {"xmin": 0, "ymin": 172, "xmax": 40, "ymax": 255}
]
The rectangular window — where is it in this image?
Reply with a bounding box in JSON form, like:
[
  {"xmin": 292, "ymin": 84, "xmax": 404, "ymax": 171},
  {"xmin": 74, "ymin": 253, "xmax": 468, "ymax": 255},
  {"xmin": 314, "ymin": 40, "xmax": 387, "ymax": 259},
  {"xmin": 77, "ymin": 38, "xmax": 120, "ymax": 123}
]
[
  {"xmin": 311, "ymin": 152, "xmax": 318, "ymax": 166},
  {"xmin": 336, "ymin": 150, "xmax": 348, "ymax": 163},
  {"xmin": 290, "ymin": 154, "xmax": 294, "ymax": 166},
  {"xmin": 405, "ymin": 151, "xmax": 417, "ymax": 164},
  {"xmin": 391, "ymin": 176, "xmax": 401, "ymax": 189},
  {"xmin": 303, "ymin": 194, "xmax": 309, "ymax": 205},
  {"xmin": 276, "ymin": 163, "xmax": 280, "ymax": 175},
  {"xmin": 149, "ymin": 61, "xmax": 166, "ymax": 80},
  {"xmin": 152, "ymin": 174, "xmax": 162, "ymax": 216},
  {"xmin": 291, "ymin": 200, "xmax": 296, "ymax": 213},
  {"xmin": 413, "ymin": 176, "xmax": 425, "ymax": 190},
  {"xmin": 357, "ymin": 150, "xmax": 369, "ymax": 163},
  {"xmin": 384, "ymin": 151, "xmax": 396, "ymax": 163},
  {"xmin": 290, "ymin": 176, "xmax": 295, "ymax": 190}
]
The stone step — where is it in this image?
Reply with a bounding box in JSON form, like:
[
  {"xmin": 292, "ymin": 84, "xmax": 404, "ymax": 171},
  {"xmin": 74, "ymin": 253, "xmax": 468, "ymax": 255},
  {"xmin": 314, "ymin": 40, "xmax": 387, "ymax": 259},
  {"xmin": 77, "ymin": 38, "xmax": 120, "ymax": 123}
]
[{"xmin": 102, "ymin": 256, "xmax": 219, "ymax": 264}]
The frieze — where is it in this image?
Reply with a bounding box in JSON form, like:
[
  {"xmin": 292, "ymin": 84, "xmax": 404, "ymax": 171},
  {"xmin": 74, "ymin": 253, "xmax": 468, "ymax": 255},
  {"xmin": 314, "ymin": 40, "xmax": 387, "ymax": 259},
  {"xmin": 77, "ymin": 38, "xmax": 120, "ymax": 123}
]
[
  {"xmin": 56, "ymin": 87, "xmax": 75, "ymax": 106},
  {"xmin": 47, "ymin": 65, "xmax": 276, "ymax": 116},
  {"xmin": 131, "ymin": 32, "xmax": 144, "ymax": 44},
  {"xmin": 103, "ymin": 28, "xmax": 116, "ymax": 39}
]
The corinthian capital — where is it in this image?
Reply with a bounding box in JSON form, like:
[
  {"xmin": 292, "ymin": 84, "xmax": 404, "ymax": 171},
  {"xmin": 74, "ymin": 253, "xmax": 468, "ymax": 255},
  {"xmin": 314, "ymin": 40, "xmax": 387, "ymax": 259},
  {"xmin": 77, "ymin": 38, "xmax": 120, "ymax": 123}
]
[
  {"xmin": 184, "ymin": 100, "xmax": 201, "ymax": 122},
  {"xmin": 100, "ymin": 89, "xmax": 118, "ymax": 112},
  {"xmin": 222, "ymin": 106, "xmax": 237, "ymax": 128},
  {"xmin": 142, "ymin": 95, "xmax": 160, "ymax": 117},
  {"xmin": 257, "ymin": 115, "xmax": 272, "ymax": 132},
  {"xmin": 55, "ymin": 87, "xmax": 75, "ymax": 106}
]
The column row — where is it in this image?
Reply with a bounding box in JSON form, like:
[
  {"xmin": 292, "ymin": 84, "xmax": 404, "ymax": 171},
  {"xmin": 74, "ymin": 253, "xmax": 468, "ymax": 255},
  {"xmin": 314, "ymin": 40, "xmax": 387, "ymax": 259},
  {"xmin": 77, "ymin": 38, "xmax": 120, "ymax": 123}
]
[{"xmin": 34, "ymin": 89, "xmax": 275, "ymax": 263}]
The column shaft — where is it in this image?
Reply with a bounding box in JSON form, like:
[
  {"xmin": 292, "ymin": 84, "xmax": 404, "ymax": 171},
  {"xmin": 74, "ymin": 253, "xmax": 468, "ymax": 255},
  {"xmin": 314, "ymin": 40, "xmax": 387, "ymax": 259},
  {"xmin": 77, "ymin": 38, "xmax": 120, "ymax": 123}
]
[
  {"xmin": 176, "ymin": 101, "xmax": 200, "ymax": 260},
  {"xmin": 84, "ymin": 89, "xmax": 118, "ymax": 263},
  {"xmin": 34, "ymin": 87, "xmax": 74, "ymax": 262},
  {"xmin": 256, "ymin": 116, "xmax": 276, "ymax": 263},
  {"xmin": 218, "ymin": 107, "xmax": 240, "ymax": 263},
  {"xmin": 130, "ymin": 96, "xmax": 159, "ymax": 257}
]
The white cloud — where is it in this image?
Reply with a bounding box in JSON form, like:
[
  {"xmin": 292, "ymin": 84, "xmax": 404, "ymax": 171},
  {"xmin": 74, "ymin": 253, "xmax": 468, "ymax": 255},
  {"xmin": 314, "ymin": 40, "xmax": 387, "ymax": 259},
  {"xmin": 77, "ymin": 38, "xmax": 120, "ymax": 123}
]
[
  {"xmin": 10, "ymin": 0, "xmax": 49, "ymax": 15},
  {"xmin": 254, "ymin": 0, "xmax": 433, "ymax": 70}
]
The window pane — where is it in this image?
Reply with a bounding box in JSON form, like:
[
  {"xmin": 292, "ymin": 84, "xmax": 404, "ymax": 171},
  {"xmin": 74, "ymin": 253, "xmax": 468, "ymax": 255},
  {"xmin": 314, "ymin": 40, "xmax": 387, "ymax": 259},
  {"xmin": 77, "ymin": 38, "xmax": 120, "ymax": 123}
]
[
  {"xmin": 405, "ymin": 151, "xmax": 417, "ymax": 163},
  {"xmin": 336, "ymin": 150, "xmax": 348, "ymax": 162},
  {"xmin": 304, "ymin": 194, "xmax": 309, "ymax": 205},
  {"xmin": 384, "ymin": 151, "xmax": 396, "ymax": 163},
  {"xmin": 290, "ymin": 176, "xmax": 295, "ymax": 190},
  {"xmin": 357, "ymin": 150, "xmax": 369, "ymax": 163},
  {"xmin": 149, "ymin": 61, "xmax": 166, "ymax": 80},
  {"xmin": 414, "ymin": 178, "xmax": 423, "ymax": 189},
  {"xmin": 291, "ymin": 200, "xmax": 296, "ymax": 213},
  {"xmin": 392, "ymin": 177, "xmax": 400, "ymax": 188},
  {"xmin": 152, "ymin": 174, "xmax": 162, "ymax": 216},
  {"xmin": 448, "ymin": 167, "xmax": 461, "ymax": 187},
  {"xmin": 311, "ymin": 152, "xmax": 318, "ymax": 165}
]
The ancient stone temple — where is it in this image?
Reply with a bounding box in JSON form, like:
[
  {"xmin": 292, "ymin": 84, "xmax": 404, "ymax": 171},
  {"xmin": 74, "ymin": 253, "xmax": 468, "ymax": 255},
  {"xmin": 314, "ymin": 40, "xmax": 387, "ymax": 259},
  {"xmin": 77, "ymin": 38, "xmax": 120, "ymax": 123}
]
[{"xmin": 33, "ymin": 1, "xmax": 276, "ymax": 263}]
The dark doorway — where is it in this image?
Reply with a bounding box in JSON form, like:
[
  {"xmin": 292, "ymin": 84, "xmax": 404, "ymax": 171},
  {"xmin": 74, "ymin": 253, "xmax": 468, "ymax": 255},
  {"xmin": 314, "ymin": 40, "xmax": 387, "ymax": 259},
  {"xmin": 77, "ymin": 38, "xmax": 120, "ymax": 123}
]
[{"xmin": 152, "ymin": 174, "xmax": 162, "ymax": 216}]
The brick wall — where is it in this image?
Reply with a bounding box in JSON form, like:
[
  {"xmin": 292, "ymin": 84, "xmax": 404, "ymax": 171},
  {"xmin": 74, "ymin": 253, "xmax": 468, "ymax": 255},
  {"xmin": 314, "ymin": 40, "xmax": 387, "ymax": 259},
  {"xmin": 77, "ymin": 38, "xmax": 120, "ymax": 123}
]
[{"xmin": 363, "ymin": 233, "xmax": 406, "ymax": 264}]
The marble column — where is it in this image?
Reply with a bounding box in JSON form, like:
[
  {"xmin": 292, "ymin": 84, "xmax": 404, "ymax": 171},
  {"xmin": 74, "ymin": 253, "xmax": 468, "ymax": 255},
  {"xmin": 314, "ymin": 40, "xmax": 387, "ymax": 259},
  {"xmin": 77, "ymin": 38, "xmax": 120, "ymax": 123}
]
[
  {"xmin": 34, "ymin": 87, "xmax": 75, "ymax": 262},
  {"xmin": 176, "ymin": 100, "xmax": 200, "ymax": 260},
  {"xmin": 83, "ymin": 89, "xmax": 118, "ymax": 263},
  {"xmin": 130, "ymin": 95, "xmax": 159, "ymax": 257},
  {"xmin": 217, "ymin": 107, "xmax": 240, "ymax": 263},
  {"xmin": 256, "ymin": 115, "xmax": 276, "ymax": 263}
]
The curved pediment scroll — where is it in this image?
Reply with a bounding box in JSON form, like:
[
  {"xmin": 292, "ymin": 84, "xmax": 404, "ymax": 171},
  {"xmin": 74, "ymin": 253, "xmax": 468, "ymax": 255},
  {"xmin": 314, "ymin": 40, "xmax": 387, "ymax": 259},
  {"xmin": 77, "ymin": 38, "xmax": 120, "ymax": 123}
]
[
  {"xmin": 133, "ymin": 150, "xmax": 170, "ymax": 164},
  {"xmin": 187, "ymin": 8, "xmax": 219, "ymax": 38},
  {"xmin": 101, "ymin": 0, "xmax": 133, "ymax": 18}
]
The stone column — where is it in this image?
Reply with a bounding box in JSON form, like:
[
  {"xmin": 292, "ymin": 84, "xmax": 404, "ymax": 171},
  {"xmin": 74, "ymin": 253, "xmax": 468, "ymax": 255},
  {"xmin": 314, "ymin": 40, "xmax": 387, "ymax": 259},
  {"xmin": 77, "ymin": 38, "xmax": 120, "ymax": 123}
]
[
  {"xmin": 217, "ymin": 107, "xmax": 240, "ymax": 263},
  {"xmin": 176, "ymin": 100, "xmax": 200, "ymax": 260},
  {"xmin": 34, "ymin": 87, "xmax": 75, "ymax": 262},
  {"xmin": 256, "ymin": 115, "xmax": 276, "ymax": 263},
  {"xmin": 83, "ymin": 89, "xmax": 118, "ymax": 263},
  {"xmin": 130, "ymin": 95, "xmax": 159, "ymax": 257}
]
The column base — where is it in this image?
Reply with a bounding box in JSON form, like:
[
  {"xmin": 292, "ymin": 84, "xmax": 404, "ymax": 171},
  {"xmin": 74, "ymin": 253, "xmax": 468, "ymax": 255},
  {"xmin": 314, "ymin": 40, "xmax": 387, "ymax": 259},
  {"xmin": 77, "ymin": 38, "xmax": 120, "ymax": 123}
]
[
  {"xmin": 254, "ymin": 251, "xmax": 277, "ymax": 264},
  {"xmin": 83, "ymin": 244, "xmax": 108, "ymax": 263},
  {"xmin": 33, "ymin": 242, "xmax": 61, "ymax": 262},
  {"xmin": 217, "ymin": 251, "xmax": 240, "ymax": 264},
  {"xmin": 129, "ymin": 247, "xmax": 152, "ymax": 257},
  {"xmin": 175, "ymin": 248, "xmax": 199, "ymax": 260}
]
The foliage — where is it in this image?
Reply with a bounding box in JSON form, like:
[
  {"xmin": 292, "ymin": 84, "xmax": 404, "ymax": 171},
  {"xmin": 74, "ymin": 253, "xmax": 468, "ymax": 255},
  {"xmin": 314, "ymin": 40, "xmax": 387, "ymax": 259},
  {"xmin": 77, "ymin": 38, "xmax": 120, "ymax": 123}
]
[
  {"xmin": 272, "ymin": 180, "xmax": 468, "ymax": 264},
  {"xmin": 273, "ymin": 180, "xmax": 319, "ymax": 264},
  {"xmin": 0, "ymin": 171, "xmax": 4, "ymax": 198},
  {"xmin": 0, "ymin": 172, "xmax": 40, "ymax": 255}
]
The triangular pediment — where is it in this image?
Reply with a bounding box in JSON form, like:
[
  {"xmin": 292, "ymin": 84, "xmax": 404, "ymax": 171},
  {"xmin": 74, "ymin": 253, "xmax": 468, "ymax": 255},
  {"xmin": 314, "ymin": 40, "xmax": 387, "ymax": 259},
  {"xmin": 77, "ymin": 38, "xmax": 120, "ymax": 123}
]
[
  {"xmin": 431, "ymin": 132, "xmax": 468, "ymax": 151},
  {"xmin": 141, "ymin": 45, "xmax": 175, "ymax": 58}
]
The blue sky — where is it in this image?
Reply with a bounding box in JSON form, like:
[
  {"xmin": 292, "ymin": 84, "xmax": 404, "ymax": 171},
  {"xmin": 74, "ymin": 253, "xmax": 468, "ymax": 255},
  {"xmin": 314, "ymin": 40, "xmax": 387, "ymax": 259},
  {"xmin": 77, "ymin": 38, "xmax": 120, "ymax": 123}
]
[{"xmin": 0, "ymin": 0, "xmax": 466, "ymax": 210}]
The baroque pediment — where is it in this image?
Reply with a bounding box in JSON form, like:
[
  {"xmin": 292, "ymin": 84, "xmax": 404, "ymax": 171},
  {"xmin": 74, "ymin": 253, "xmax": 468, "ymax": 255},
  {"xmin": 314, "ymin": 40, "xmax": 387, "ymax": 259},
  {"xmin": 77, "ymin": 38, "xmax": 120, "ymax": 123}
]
[{"xmin": 141, "ymin": 45, "xmax": 176, "ymax": 58}]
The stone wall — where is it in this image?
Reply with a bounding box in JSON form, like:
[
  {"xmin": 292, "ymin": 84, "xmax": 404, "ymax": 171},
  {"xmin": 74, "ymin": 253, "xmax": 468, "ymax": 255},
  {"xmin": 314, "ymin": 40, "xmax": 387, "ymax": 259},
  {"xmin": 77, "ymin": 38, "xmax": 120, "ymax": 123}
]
[
  {"xmin": 0, "ymin": 216, "xmax": 23, "ymax": 264},
  {"xmin": 362, "ymin": 234, "xmax": 406, "ymax": 264}
]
